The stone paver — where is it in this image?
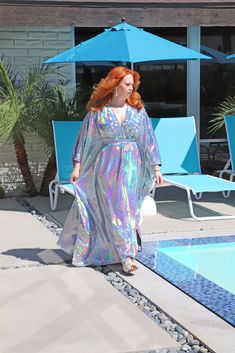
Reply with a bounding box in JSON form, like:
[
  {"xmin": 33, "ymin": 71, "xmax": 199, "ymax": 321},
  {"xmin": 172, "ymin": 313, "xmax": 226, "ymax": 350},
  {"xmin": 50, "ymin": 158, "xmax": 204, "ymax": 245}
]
[
  {"xmin": 0, "ymin": 199, "xmax": 70, "ymax": 268},
  {"xmin": 0, "ymin": 265, "xmax": 180, "ymax": 353},
  {"xmin": 1, "ymin": 187, "xmax": 235, "ymax": 353},
  {"xmin": 110, "ymin": 262, "xmax": 235, "ymax": 353}
]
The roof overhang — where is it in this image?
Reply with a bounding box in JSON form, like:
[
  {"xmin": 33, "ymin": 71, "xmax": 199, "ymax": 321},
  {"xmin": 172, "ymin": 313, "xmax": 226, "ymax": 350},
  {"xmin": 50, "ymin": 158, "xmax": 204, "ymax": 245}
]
[{"xmin": 0, "ymin": 1, "xmax": 235, "ymax": 27}]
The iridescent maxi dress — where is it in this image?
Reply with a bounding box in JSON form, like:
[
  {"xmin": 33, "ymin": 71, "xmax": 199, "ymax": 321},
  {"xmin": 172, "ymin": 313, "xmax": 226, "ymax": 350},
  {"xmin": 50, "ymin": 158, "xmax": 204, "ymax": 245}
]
[{"xmin": 57, "ymin": 105, "xmax": 161, "ymax": 266}]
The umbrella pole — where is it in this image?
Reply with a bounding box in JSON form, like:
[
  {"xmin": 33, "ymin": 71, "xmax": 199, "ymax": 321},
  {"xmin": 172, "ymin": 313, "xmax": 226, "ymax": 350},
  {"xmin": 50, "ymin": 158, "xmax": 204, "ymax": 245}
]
[{"xmin": 121, "ymin": 62, "xmax": 133, "ymax": 70}]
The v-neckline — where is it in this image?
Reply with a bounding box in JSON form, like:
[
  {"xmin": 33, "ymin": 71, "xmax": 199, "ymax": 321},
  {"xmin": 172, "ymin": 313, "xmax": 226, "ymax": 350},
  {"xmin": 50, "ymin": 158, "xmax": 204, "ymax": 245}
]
[{"xmin": 109, "ymin": 104, "xmax": 128, "ymax": 127}]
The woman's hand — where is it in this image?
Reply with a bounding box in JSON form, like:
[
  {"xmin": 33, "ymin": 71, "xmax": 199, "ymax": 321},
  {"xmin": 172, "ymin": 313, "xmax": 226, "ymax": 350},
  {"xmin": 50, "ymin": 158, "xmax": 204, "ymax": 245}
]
[
  {"xmin": 155, "ymin": 171, "xmax": 164, "ymax": 185},
  {"xmin": 153, "ymin": 166, "xmax": 164, "ymax": 186},
  {"xmin": 70, "ymin": 162, "xmax": 80, "ymax": 183}
]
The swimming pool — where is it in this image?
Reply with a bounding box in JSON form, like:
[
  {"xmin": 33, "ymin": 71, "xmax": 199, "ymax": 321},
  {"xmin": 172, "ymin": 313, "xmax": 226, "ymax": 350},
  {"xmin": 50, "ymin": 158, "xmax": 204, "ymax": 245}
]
[{"xmin": 137, "ymin": 235, "xmax": 235, "ymax": 326}]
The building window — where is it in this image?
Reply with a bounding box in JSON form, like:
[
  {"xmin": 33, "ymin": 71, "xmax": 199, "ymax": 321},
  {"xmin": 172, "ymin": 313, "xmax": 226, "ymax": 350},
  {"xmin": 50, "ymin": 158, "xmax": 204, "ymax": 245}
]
[
  {"xmin": 201, "ymin": 27, "xmax": 235, "ymax": 138},
  {"xmin": 137, "ymin": 27, "xmax": 187, "ymax": 118}
]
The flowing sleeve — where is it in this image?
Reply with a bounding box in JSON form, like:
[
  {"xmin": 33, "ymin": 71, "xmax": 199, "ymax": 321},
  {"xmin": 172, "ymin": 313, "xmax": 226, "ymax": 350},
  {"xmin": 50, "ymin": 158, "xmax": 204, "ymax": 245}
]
[
  {"xmin": 140, "ymin": 108, "xmax": 161, "ymax": 167},
  {"xmin": 72, "ymin": 111, "xmax": 100, "ymax": 167}
]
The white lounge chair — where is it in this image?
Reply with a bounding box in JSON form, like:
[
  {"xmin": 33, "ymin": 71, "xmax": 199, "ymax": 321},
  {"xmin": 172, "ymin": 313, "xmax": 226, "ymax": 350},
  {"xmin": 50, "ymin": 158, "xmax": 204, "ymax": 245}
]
[{"xmin": 151, "ymin": 116, "xmax": 235, "ymax": 220}]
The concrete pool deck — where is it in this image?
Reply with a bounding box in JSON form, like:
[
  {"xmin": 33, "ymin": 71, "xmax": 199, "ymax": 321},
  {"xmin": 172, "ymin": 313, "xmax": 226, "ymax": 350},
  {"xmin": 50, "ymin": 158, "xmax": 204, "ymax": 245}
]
[{"xmin": 1, "ymin": 183, "xmax": 235, "ymax": 352}]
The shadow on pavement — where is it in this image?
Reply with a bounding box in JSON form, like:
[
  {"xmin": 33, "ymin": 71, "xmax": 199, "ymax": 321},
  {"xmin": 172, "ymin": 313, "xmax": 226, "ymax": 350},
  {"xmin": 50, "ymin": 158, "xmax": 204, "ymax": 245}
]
[{"xmin": 2, "ymin": 247, "xmax": 71, "ymax": 265}]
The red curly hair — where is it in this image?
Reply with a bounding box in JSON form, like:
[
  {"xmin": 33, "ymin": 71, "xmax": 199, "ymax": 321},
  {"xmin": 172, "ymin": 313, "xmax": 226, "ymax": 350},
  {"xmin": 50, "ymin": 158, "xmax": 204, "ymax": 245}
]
[{"xmin": 87, "ymin": 66, "xmax": 144, "ymax": 111}]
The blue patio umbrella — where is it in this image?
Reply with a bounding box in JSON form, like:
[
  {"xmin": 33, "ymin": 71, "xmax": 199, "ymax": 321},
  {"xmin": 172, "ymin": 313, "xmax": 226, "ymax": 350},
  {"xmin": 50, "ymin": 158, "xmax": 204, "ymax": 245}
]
[{"xmin": 44, "ymin": 21, "xmax": 211, "ymax": 67}]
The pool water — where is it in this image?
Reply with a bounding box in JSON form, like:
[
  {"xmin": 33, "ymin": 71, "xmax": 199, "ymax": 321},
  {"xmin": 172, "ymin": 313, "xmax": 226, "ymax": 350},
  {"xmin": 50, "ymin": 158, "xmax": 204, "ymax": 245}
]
[
  {"xmin": 160, "ymin": 242, "xmax": 235, "ymax": 295},
  {"xmin": 137, "ymin": 235, "xmax": 235, "ymax": 326}
]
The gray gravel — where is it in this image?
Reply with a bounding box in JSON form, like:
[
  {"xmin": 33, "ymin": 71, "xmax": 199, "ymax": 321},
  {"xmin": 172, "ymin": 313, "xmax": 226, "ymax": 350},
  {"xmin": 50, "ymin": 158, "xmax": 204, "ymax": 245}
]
[{"xmin": 95, "ymin": 268, "xmax": 210, "ymax": 353}]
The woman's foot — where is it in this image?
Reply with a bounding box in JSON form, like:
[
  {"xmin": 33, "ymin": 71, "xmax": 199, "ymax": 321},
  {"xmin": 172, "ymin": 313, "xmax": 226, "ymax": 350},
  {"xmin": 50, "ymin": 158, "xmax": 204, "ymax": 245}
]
[{"xmin": 122, "ymin": 258, "xmax": 139, "ymax": 274}]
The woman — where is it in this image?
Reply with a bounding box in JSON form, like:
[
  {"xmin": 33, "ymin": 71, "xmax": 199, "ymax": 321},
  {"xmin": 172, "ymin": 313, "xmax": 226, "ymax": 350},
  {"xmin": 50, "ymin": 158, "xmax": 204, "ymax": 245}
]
[{"xmin": 58, "ymin": 66, "xmax": 163, "ymax": 273}]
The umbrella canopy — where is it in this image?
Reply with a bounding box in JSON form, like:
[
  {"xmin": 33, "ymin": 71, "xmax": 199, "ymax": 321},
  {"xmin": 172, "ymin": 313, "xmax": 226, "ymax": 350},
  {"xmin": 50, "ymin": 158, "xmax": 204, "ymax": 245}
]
[{"xmin": 44, "ymin": 21, "xmax": 211, "ymax": 65}]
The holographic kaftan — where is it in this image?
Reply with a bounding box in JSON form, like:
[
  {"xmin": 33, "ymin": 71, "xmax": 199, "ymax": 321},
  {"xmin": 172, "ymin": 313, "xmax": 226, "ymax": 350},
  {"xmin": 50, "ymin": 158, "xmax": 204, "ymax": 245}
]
[{"xmin": 57, "ymin": 105, "xmax": 161, "ymax": 266}]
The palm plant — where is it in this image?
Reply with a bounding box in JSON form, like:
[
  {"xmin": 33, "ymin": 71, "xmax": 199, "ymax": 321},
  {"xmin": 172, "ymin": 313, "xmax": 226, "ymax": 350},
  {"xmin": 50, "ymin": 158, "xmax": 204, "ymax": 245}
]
[
  {"xmin": 209, "ymin": 96, "xmax": 235, "ymax": 136},
  {"xmin": 0, "ymin": 61, "xmax": 61, "ymax": 196},
  {"xmin": 30, "ymin": 83, "xmax": 87, "ymax": 195},
  {"xmin": 0, "ymin": 60, "xmax": 89, "ymax": 196}
]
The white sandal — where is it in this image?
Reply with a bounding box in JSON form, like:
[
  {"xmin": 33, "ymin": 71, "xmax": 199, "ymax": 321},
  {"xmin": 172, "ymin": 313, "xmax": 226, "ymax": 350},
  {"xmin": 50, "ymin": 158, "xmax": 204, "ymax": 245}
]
[{"xmin": 122, "ymin": 258, "xmax": 139, "ymax": 273}]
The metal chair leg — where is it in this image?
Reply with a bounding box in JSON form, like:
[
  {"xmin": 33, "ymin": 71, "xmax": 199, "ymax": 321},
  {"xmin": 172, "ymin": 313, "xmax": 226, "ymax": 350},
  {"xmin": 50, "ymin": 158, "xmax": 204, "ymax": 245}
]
[
  {"xmin": 185, "ymin": 187, "xmax": 235, "ymax": 220},
  {"xmin": 194, "ymin": 192, "xmax": 202, "ymax": 200},
  {"xmin": 49, "ymin": 179, "xmax": 59, "ymax": 211}
]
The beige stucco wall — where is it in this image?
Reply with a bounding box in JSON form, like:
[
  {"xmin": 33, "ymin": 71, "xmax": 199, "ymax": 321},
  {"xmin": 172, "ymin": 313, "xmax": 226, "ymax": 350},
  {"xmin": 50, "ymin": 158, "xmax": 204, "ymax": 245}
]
[{"xmin": 0, "ymin": 26, "xmax": 75, "ymax": 195}]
